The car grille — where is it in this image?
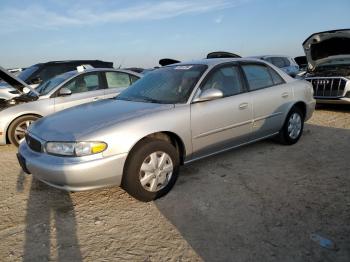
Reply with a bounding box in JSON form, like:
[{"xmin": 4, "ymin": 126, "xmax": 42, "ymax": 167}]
[
  {"xmin": 25, "ymin": 134, "xmax": 42, "ymax": 153},
  {"xmin": 306, "ymin": 77, "xmax": 347, "ymax": 98}
]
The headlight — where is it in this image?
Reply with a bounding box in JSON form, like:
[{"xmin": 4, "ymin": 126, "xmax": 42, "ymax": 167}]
[
  {"xmin": 8, "ymin": 99, "xmax": 17, "ymax": 105},
  {"xmin": 45, "ymin": 142, "xmax": 107, "ymax": 156}
]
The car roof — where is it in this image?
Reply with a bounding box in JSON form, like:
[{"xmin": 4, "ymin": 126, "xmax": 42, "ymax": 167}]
[
  {"xmin": 170, "ymin": 57, "xmax": 266, "ymax": 67},
  {"xmin": 251, "ymin": 55, "xmax": 292, "ymax": 59},
  {"xmin": 75, "ymin": 67, "xmax": 142, "ymax": 76},
  {"xmin": 32, "ymin": 60, "xmax": 113, "ymax": 67}
]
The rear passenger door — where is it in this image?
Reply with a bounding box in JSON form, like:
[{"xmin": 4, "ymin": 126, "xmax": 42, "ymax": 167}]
[
  {"xmin": 53, "ymin": 72, "xmax": 105, "ymax": 111},
  {"xmin": 103, "ymin": 71, "xmax": 139, "ymax": 98},
  {"xmin": 241, "ymin": 63, "xmax": 292, "ymax": 139}
]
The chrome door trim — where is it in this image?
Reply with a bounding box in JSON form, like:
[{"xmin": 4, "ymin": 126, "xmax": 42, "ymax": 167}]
[
  {"xmin": 253, "ymin": 112, "xmax": 283, "ymax": 122},
  {"xmin": 193, "ymin": 120, "xmax": 253, "ymax": 139}
]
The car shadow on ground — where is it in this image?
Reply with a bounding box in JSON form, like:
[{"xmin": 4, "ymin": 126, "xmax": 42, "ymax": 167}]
[
  {"xmin": 316, "ymin": 103, "xmax": 350, "ymax": 113},
  {"xmin": 17, "ymin": 172, "xmax": 82, "ymax": 262},
  {"xmin": 155, "ymin": 123, "xmax": 350, "ymax": 262}
]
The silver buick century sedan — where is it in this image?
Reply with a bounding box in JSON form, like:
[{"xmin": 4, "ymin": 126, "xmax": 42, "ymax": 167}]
[
  {"xmin": 18, "ymin": 58, "xmax": 315, "ymax": 202},
  {"xmin": 0, "ymin": 67, "xmax": 141, "ymax": 146}
]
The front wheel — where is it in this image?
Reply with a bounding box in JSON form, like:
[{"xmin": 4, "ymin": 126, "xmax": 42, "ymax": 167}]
[
  {"xmin": 276, "ymin": 107, "xmax": 304, "ymax": 145},
  {"xmin": 8, "ymin": 115, "xmax": 39, "ymax": 147},
  {"xmin": 122, "ymin": 138, "xmax": 179, "ymax": 202}
]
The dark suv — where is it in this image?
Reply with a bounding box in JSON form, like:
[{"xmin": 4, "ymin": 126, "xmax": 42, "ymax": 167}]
[{"xmin": 0, "ymin": 60, "xmax": 113, "ymax": 100}]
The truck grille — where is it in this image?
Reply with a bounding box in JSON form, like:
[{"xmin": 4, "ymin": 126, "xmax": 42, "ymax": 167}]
[
  {"xmin": 306, "ymin": 77, "xmax": 347, "ymax": 98},
  {"xmin": 25, "ymin": 134, "xmax": 42, "ymax": 153}
]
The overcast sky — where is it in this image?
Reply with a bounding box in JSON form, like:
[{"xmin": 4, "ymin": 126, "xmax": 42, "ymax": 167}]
[{"xmin": 1, "ymin": 0, "xmax": 349, "ymax": 68}]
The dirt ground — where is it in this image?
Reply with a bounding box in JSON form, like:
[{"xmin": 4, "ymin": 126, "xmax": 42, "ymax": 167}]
[{"xmin": 0, "ymin": 105, "xmax": 349, "ymax": 262}]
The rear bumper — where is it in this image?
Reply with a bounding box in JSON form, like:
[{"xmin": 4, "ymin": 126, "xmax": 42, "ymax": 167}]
[
  {"xmin": 305, "ymin": 100, "xmax": 316, "ymax": 121},
  {"xmin": 18, "ymin": 142, "xmax": 127, "ymax": 191}
]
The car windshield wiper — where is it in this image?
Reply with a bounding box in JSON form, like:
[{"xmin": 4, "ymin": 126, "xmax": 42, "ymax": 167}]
[
  {"xmin": 117, "ymin": 96, "xmax": 165, "ymax": 104},
  {"xmin": 140, "ymin": 96, "xmax": 164, "ymax": 104}
]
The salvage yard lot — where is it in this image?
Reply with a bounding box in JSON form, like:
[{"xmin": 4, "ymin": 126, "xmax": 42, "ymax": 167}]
[{"xmin": 0, "ymin": 106, "xmax": 349, "ymax": 262}]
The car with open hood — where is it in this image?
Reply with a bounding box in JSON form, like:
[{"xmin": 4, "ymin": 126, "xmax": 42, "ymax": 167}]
[
  {"xmin": 17, "ymin": 58, "xmax": 315, "ymax": 202},
  {"xmin": 0, "ymin": 60, "xmax": 113, "ymax": 101},
  {"xmin": 0, "ymin": 66, "xmax": 141, "ymax": 146},
  {"xmin": 303, "ymin": 29, "xmax": 350, "ymax": 104}
]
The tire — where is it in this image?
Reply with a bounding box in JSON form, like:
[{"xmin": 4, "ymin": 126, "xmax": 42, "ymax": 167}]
[
  {"xmin": 8, "ymin": 115, "xmax": 39, "ymax": 147},
  {"xmin": 122, "ymin": 138, "xmax": 180, "ymax": 202},
  {"xmin": 276, "ymin": 107, "xmax": 304, "ymax": 145}
]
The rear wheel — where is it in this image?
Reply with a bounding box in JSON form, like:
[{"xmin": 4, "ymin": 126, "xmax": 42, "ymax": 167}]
[
  {"xmin": 8, "ymin": 115, "xmax": 39, "ymax": 147},
  {"xmin": 122, "ymin": 138, "xmax": 179, "ymax": 202},
  {"xmin": 276, "ymin": 107, "xmax": 304, "ymax": 145}
]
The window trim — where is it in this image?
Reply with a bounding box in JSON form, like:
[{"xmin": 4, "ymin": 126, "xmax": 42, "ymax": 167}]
[
  {"xmin": 191, "ymin": 62, "xmax": 248, "ymax": 103},
  {"xmin": 238, "ymin": 62, "xmax": 286, "ymax": 92}
]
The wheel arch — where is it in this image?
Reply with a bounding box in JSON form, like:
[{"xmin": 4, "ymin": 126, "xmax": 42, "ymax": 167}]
[
  {"xmin": 126, "ymin": 131, "xmax": 187, "ymax": 165},
  {"xmin": 292, "ymin": 101, "xmax": 307, "ymax": 118},
  {"xmin": 6, "ymin": 113, "xmax": 43, "ymax": 144}
]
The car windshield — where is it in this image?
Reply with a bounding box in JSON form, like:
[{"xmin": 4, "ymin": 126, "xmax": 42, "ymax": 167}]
[
  {"xmin": 117, "ymin": 65, "xmax": 207, "ymax": 104},
  {"xmin": 17, "ymin": 65, "xmax": 39, "ymax": 81},
  {"xmin": 35, "ymin": 71, "xmax": 76, "ymax": 96}
]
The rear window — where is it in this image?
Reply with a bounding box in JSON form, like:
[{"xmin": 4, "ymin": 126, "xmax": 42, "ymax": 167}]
[
  {"xmin": 106, "ymin": 72, "xmax": 131, "ymax": 89},
  {"xmin": 269, "ymin": 68, "xmax": 285, "ymax": 85},
  {"xmin": 242, "ymin": 65, "xmax": 274, "ymax": 91},
  {"xmin": 271, "ymin": 57, "xmax": 286, "ymax": 68}
]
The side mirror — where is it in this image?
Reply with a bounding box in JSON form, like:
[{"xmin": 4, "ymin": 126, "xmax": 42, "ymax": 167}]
[
  {"xmin": 58, "ymin": 87, "xmax": 72, "ymax": 96},
  {"xmin": 192, "ymin": 88, "xmax": 223, "ymax": 103}
]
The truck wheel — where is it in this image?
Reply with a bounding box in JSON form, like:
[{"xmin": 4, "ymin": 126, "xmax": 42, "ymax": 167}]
[{"xmin": 122, "ymin": 138, "xmax": 179, "ymax": 202}]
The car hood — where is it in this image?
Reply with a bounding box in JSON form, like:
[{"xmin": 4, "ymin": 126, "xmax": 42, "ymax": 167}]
[
  {"xmin": 29, "ymin": 99, "xmax": 174, "ymax": 141},
  {"xmin": 0, "ymin": 66, "xmax": 39, "ymax": 97},
  {"xmin": 303, "ymin": 29, "xmax": 350, "ymax": 70}
]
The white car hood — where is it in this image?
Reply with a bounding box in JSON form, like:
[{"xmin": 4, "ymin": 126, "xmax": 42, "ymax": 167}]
[{"xmin": 303, "ymin": 29, "xmax": 350, "ymax": 70}]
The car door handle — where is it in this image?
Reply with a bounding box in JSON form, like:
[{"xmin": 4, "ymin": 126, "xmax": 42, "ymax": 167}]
[
  {"xmin": 239, "ymin": 102, "xmax": 249, "ymax": 110},
  {"xmin": 93, "ymin": 97, "xmax": 100, "ymax": 101},
  {"xmin": 281, "ymin": 92, "xmax": 289, "ymax": 98}
]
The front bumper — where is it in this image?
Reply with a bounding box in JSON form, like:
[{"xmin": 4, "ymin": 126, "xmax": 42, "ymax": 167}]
[
  {"xmin": 315, "ymin": 97, "xmax": 350, "ymax": 104},
  {"xmin": 0, "ymin": 132, "xmax": 6, "ymax": 145},
  {"xmin": 0, "ymin": 119, "xmax": 7, "ymax": 145},
  {"xmin": 18, "ymin": 141, "xmax": 127, "ymax": 191}
]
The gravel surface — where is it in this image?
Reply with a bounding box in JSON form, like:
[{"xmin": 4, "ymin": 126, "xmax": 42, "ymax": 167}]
[{"xmin": 0, "ymin": 105, "xmax": 349, "ymax": 262}]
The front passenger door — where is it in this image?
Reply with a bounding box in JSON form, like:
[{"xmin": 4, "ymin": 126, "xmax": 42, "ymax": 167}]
[
  {"xmin": 190, "ymin": 65, "xmax": 253, "ymax": 159},
  {"xmin": 54, "ymin": 72, "xmax": 105, "ymax": 111}
]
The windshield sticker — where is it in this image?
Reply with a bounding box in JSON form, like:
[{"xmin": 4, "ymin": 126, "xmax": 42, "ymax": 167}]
[{"xmin": 174, "ymin": 66, "xmax": 193, "ymax": 70}]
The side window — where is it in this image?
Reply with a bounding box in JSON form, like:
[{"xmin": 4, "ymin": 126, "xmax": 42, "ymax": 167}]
[
  {"xmin": 105, "ymin": 72, "xmax": 131, "ymax": 89},
  {"xmin": 130, "ymin": 75, "xmax": 140, "ymax": 84},
  {"xmin": 281, "ymin": 57, "xmax": 291, "ymax": 67},
  {"xmin": 264, "ymin": 57, "xmax": 273, "ymax": 64},
  {"xmin": 268, "ymin": 67, "xmax": 285, "ymax": 85},
  {"xmin": 242, "ymin": 65, "xmax": 274, "ymax": 91},
  {"xmin": 271, "ymin": 57, "xmax": 285, "ymax": 68},
  {"xmin": 63, "ymin": 73, "xmax": 100, "ymax": 94},
  {"xmin": 201, "ymin": 66, "xmax": 243, "ymax": 97}
]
